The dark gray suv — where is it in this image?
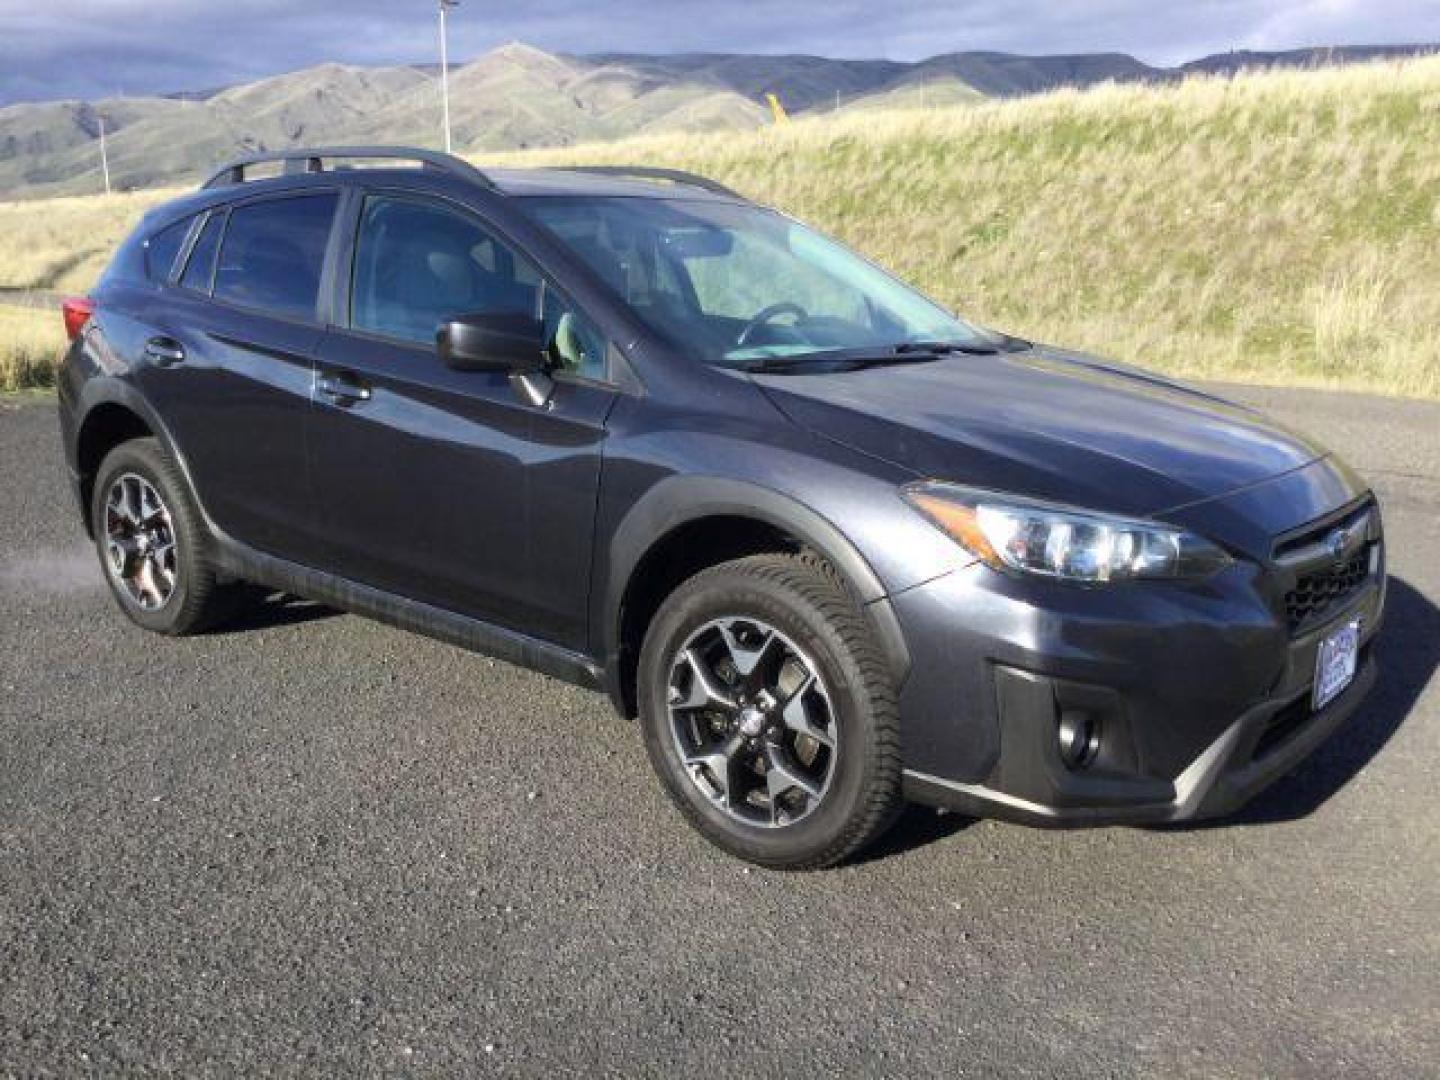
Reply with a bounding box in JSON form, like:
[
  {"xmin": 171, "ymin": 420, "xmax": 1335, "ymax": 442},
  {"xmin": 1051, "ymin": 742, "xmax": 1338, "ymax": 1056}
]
[{"xmin": 57, "ymin": 147, "xmax": 1383, "ymax": 868}]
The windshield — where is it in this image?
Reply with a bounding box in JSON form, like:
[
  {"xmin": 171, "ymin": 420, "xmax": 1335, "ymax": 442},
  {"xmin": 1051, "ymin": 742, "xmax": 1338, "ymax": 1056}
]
[{"xmin": 521, "ymin": 196, "xmax": 1001, "ymax": 366}]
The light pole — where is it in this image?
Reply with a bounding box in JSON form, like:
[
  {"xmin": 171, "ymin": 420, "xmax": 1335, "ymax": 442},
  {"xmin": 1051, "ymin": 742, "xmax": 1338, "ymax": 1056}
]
[
  {"xmin": 438, "ymin": 0, "xmax": 459, "ymax": 153},
  {"xmin": 98, "ymin": 114, "xmax": 112, "ymax": 195}
]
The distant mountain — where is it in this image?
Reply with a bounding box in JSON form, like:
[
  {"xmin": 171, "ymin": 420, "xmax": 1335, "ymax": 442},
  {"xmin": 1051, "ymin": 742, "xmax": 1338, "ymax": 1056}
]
[
  {"xmin": 0, "ymin": 64, "xmax": 430, "ymax": 196},
  {"xmin": 2, "ymin": 40, "xmax": 1436, "ymax": 198},
  {"xmin": 1181, "ymin": 44, "xmax": 1439, "ymax": 76},
  {"xmin": 585, "ymin": 52, "xmax": 910, "ymax": 112},
  {"xmin": 585, "ymin": 48, "xmax": 1167, "ymax": 108},
  {"xmin": 332, "ymin": 43, "xmax": 768, "ymax": 152}
]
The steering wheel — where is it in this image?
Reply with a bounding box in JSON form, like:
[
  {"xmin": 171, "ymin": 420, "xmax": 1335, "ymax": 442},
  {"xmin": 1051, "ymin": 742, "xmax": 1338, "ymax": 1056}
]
[{"xmin": 736, "ymin": 302, "xmax": 809, "ymax": 347}]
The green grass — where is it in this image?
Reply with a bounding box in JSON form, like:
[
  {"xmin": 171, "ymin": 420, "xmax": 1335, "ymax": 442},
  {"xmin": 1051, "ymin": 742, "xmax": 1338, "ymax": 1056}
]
[{"xmin": 2, "ymin": 57, "xmax": 1437, "ymax": 397}]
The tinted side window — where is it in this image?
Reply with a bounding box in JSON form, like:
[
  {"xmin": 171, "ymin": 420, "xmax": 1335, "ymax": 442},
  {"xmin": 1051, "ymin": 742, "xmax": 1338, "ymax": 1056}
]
[
  {"xmin": 214, "ymin": 194, "xmax": 338, "ymax": 321},
  {"xmin": 180, "ymin": 211, "xmax": 224, "ymax": 294},
  {"xmin": 145, "ymin": 217, "xmax": 191, "ymax": 283},
  {"xmin": 351, "ymin": 195, "xmax": 539, "ymax": 345}
]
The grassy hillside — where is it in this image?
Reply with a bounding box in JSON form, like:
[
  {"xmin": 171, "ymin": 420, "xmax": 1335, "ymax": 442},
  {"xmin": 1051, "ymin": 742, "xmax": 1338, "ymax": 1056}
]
[
  {"xmin": 495, "ymin": 58, "xmax": 1440, "ymax": 398},
  {"xmin": 2, "ymin": 57, "xmax": 1437, "ymax": 397}
]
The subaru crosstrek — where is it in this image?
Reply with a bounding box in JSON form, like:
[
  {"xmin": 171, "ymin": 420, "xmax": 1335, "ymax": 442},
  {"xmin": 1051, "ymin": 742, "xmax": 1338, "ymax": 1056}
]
[{"xmin": 57, "ymin": 147, "xmax": 1384, "ymax": 868}]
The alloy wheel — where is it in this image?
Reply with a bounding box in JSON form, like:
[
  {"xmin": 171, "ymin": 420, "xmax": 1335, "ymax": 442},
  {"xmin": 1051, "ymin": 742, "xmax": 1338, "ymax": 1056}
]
[
  {"xmin": 666, "ymin": 616, "xmax": 838, "ymax": 828},
  {"xmin": 104, "ymin": 472, "xmax": 178, "ymax": 611}
]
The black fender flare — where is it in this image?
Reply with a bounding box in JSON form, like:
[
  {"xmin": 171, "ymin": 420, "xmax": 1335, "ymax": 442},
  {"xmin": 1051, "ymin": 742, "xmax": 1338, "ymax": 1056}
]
[
  {"xmin": 72, "ymin": 378, "xmax": 214, "ymax": 532},
  {"xmin": 595, "ymin": 475, "xmax": 912, "ymax": 711}
]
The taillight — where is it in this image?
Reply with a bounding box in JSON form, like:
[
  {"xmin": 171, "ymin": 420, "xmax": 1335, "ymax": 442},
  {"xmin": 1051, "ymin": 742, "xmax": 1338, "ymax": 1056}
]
[{"xmin": 62, "ymin": 296, "xmax": 94, "ymax": 342}]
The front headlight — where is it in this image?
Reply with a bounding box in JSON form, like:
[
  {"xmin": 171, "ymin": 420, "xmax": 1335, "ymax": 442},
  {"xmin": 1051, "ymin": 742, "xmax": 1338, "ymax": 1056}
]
[{"xmin": 902, "ymin": 481, "xmax": 1232, "ymax": 583}]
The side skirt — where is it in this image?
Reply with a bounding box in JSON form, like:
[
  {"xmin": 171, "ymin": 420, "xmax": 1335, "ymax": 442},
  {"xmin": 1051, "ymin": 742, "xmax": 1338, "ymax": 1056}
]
[{"xmin": 212, "ymin": 536, "xmax": 606, "ymax": 692}]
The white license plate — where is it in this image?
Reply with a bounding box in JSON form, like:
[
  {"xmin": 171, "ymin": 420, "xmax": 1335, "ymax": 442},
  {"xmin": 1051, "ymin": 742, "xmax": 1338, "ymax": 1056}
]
[{"xmin": 1313, "ymin": 619, "xmax": 1361, "ymax": 710}]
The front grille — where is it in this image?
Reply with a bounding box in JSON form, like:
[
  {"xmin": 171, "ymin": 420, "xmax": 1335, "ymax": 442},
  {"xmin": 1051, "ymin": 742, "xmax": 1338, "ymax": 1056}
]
[{"xmin": 1284, "ymin": 550, "xmax": 1369, "ymax": 632}]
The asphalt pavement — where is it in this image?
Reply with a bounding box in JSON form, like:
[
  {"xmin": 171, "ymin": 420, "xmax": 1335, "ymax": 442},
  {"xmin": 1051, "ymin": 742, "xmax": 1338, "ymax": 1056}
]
[{"xmin": 2, "ymin": 384, "xmax": 1437, "ymax": 1076}]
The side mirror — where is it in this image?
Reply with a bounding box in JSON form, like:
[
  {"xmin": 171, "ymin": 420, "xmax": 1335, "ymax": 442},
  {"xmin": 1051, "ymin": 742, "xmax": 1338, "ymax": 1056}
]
[
  {"xmin": 438, "ymin": 311, "xmax": 556, "ymax": 408},
  {"xmin": 438, "ymin": 311, "xmax": 545, "ymax": 373}
]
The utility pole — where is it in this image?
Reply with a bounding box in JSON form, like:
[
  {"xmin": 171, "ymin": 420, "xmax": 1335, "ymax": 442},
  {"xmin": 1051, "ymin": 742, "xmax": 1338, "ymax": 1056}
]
[
  {"xmin": 438, "ymin": 0, "xmax": 459, "ymax": 153},
  {"xmin": 98, "ymin": 114, "xmax": 112, "ymax": 195}
]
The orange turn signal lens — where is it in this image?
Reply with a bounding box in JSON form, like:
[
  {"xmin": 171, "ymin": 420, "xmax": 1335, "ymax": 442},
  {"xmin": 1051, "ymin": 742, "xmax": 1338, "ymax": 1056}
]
[{"xmin": 903, "ymin": 489, "xmax": 1004, "ymax": 569}]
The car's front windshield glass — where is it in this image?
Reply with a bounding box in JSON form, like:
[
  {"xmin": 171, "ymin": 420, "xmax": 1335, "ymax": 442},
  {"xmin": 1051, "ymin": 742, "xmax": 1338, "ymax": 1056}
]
[{"xmin": 521, "ymin": 195, "xmax": 1000, "ymax": 366}]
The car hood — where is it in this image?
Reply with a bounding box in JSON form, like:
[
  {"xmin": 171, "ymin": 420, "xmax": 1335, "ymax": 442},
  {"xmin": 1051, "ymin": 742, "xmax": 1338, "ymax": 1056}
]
[{"xmin": 752, "ymin": 346, "xmax": 1331, "ymax": 520}]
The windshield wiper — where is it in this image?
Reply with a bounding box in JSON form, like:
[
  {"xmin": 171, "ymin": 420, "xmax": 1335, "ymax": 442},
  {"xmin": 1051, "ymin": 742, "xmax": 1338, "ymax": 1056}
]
[
  {"xmin": 738, "ymin": 350, "xmax": 945, "ymax": 374},
  {"xmin": 739, "ymin": 355, "xmax": 938, "ymax": 373},
  {"xmin": 733, "ymin": 336, "xmax": 1024, "ymax": 374},
  {"xmin": 895, "ymin": 340, "xmax": 1002, "ymax": 356}
]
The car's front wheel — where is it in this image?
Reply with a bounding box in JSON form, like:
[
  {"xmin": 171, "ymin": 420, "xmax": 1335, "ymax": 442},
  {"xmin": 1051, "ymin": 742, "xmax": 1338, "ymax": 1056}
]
[{"xmin": 638, "ymin": 553, "xmax": 903, "ymax": 869}]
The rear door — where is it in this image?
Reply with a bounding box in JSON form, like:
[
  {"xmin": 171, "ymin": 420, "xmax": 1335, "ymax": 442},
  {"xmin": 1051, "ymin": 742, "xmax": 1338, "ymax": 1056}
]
[
  {"xmin": 307, "ymin": 190, "xmax": 617, "ymax": 649},
  {"xmin": 134, "ymin": 190, "xmax": 341, "ymax": 566}
]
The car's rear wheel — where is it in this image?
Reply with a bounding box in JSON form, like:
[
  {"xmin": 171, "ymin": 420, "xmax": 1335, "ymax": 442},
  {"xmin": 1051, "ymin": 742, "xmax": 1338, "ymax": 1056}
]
[
  {"xmin": 638, "ymin": 553, "xmax": 903, "ymax": 869},
  {"xmin": 91, "ymin": 437, "xmax": 248, "ymax": 635}
]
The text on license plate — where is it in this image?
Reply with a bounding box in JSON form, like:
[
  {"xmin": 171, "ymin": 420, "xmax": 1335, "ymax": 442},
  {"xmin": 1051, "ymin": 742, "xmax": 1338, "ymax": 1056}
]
[{"xmin": 1313, "ymin": 619, "xmax": 1361, "ymax": 710}]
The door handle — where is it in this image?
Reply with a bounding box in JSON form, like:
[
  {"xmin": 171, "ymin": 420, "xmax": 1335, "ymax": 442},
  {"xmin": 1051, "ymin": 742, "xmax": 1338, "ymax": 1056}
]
[
  {"xmin": 144, "ymin": 337, "xmax": 185, "ymax": 367},
  {"xmin": 317, "ymin": 371, "xmax": 372, "ymax": 406}
]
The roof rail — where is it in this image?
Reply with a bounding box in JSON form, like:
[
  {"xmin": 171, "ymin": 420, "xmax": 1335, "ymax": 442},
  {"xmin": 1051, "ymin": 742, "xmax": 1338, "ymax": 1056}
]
[
  {"xmin": 557, "ymin": 166, "xmax": 743, "ymax": 200},
  {"xmin": 202, "ymin": 146, "xmax": 498, "ymax": 191}
]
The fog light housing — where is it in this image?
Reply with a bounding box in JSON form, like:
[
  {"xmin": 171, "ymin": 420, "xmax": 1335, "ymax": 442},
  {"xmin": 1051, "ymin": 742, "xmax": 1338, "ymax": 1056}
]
[{"xmin": 1057, "ymin": 709, "xmax": 1101, "ymax": 770}]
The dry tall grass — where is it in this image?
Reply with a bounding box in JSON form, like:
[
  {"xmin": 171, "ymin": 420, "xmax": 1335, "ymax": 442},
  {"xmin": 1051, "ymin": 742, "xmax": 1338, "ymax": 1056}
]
[
  {"xmin": 496, "ymin": 58, "xmax": 1440, "ymax": 398},
  {"xmin": 0, "ymin": 305, "xmax": 67, "ymax": 391},
  {"xmin": 1, "ymin": 58, "xmax": 1436, "ymax": 396},
  {"xmin": 0, "ymin": 189, "xmax": 181, "ymax": 295}
]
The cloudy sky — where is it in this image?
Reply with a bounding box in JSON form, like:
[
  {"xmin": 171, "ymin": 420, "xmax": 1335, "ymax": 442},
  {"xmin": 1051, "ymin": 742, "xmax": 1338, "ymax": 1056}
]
[{"xmin": 2, "ymin": 0, "xmax": 1437, "ymax": 105}]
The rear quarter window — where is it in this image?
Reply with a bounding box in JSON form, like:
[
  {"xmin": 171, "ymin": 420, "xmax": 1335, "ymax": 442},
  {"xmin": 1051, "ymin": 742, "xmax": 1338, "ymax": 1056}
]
[
  {"xmin": 144, "ymin": 217, "xmax": 192, "ymax": 283},
  {"xmin": 96, "ymin": 229, "xmax": 148, "ymax": 289},
  {"xmin": 213, "ymin": 193, "xmax": 338, "ymax": 322}
]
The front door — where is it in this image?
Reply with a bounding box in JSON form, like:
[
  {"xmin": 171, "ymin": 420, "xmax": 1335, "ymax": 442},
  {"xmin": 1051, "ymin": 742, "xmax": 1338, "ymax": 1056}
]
[{"xmin": 307, "ymin": 192, "xmax": 617, "ymax": 650}]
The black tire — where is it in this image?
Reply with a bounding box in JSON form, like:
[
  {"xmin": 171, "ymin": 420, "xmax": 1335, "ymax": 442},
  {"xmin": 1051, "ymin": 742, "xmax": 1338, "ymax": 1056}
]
[
  {"xmin": 638, "ymin": 553, "xmax": 903, "ymax": 869},
  {"xmin": 91, "ymin": 437, "xmax": 248, "ymax": 635}
]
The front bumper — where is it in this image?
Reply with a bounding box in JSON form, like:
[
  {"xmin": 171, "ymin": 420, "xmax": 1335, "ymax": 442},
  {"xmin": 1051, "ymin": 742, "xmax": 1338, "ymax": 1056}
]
[
  {"xmin": 903, "ymin": 649, "xmax": 1376, "ymax": 826},
  {"xmin": 889, "ymin": 538, "xmax": 1385, "ymax": 827}
]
